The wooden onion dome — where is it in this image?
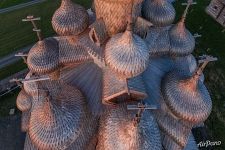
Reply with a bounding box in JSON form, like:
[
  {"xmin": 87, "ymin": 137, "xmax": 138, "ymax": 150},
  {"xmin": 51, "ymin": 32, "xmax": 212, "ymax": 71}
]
[
  {"xmin": 168, "ymin": 1, "xmax": 195, "ymax": 56},
  {"xmin": 161, "ymin": 56, "xmax": 217, "ymax": 124},
  {"xmin": 162, "ymin": 71, "xmax": 212, "ymax": 124},
  {"xmin": 105, "ymin": 7, "xmax": 149, "ymax": 78},
  {"xmin": 27, "ymin": 37, "xmax": 60, "ymax": 74},
  {"xmin": 28, "ymin": 81, "xmax": 86, "ymax": 150},
  {"xmin": 96, "ymin": 103, "xmax": 162, "ymax": 150},
  {"xmin": 174, "ymin": 54, "xmax": 205, "ymax": 82},
  {"xmin": 105, "ymin": 30, "xmax": 149, "ymax": 78},
  {"xmin": 52, "ymin": 0, "xmax": 89, "ymax": 36},
  {"xmin": 16, "ymin": 89, "xmax": 32, "ymax": 112},
  {"xmin": 174, "ymin": 54, "xmax": 197, "ymax": 76},
  {"xmin": 142, "ymin": 0, "xmax": 175, "ymax": 27}
]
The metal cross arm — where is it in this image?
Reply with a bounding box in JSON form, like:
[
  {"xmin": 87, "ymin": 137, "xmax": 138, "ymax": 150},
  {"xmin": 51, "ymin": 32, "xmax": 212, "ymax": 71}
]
[
  {"xmin": 198, "ymin": 55, "xmax": 218, "ymax": 63},
  {"xmin": 22, "ymin": 16, "xmax": 41, "ymax": 22},
  {"xmin": 193, "ymin": 33, "xmax": 202, "ymax": 38},
  {"xmin": 181, "ymin": 0, "xmax": 197, "ymax": 5},
  {"xmin": 10, "ymin": 77, "xmax": 50, "ymax": 83},
  {"xmin": 127, "ymin": 103, "xmax": 158, "ymax": 110},
  {"xmin": 195, "ymin": 55, "xmax": 218, "ymax": 76},
  {"xmin": 33, "ymin": 28, "xmax": 41, "ymax": 32},
  {"xmin": 15, "ymin": 52, "xmax": 28, "ymax": 64},
  {"xmin": 15, "ymin": 53, "xmax": 28, "ymax": 57}
]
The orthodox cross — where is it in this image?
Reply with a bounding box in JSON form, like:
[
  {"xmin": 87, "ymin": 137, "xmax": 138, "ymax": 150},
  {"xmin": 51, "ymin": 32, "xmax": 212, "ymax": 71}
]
[
  {"xmin": 15, "ymin": 53, "xmax": 28, "ymax": 64},
  {"xmin": 181, "ymin": 0, "xmax": 197, "ymax": 6},
  {"xmin": 197, "ymin": 55, "xmax": 218, "ymax": 75},
  {"xmin": 16, "ymin": 16, "xmax": 42, "ymax": 63},
  {"xmin": 127, "ymin": 102, "xmax": 158, "ymax": 126},
  {"xmin": 22, "ymin": 15, "xmax": 42, "ymax": 41}
]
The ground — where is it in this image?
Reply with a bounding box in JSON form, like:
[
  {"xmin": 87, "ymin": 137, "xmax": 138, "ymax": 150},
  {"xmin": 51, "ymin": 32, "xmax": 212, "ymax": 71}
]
[
  {"xmin": 0, "ymin": 0, "xmax": 224, "ymax": 149},
  {"xmin": 0, "ymin": 0, "xmax": 31, "ymax": 9}
]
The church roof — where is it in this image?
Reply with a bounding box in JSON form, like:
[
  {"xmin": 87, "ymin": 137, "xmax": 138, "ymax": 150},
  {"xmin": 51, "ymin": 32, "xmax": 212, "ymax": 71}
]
[
  {"xmin": 168, "ymin": 20, "xmax": 195, "ymax": 56},
  {"xmin": 97, "ymin": 103, "xmax": 162, "ymax": 149},
  {"xmin": 27, "ymin": 38, "xmax": 60, "ymax": 74},
  {"xmin": 16, "ymin": 89, "xmax": 32, "ymax": 112},
  {"xmin": 162, "ymin": 71, "xmax": 212, "ymax": 124},
  {"xmin": 28, "ymin": 81, "xmax": 86, "ymax": 150},
  {"xmin": 16, "ymin": 0, "xmax": 215, "ymax": 149},
  {"xmin": 58, "ymin": 36, "xmax": 92, "ymax": 65},
  {"xmin": 105, "ymin": 30, "xmax": 149, "ymax": 78},
  {"xmin": 142, "ymin": 0, "xmax": 175, "ymax": 27},
  {"xmin": 52, "ymin": 0, "xmax": 89, "ymax": 36}
]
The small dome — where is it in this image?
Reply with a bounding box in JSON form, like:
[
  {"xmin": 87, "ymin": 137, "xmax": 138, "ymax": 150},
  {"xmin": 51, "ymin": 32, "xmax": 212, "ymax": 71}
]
[
  {"xmin": 52, "ymin": 0, "xmax": 89, "ymax": 36},
  {"xmin": 174, "ymin": 55, "xmax": 205, "ymax": 81},
  {"xmin": 105, "ymin": 31, "xmax": 149, "ymax": 78},
  {"xmin": 174, "ymin": 54, "xmax": 197, "ymax": 76},
  {"xmin": 29, "ymin": 82, "xmax": 86, "ymax": 150},
  {"xmin": 142, "ymin": 0, "xmax": 175, "ymax": 27},
  {"xmin": 96, "ymin": 103, "xmax": 162, "ymax": 150},
  {"xmin": 27, "ymin": 38, "xmax": 59, "ymax": 74},
  {"xmin": 162, "ymin": 71, "xmax": 212, "ymax": 124},
  {"xmin": 168, "ymin": 20, "xmax": 195, "ymax": 56},
  {"xmin": 16, "ymin": 89, "xmax": 32, "ymax": 112}
]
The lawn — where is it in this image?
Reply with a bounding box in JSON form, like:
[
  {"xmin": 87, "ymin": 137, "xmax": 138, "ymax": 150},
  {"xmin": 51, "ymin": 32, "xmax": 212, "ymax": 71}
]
[
  {"xmin": 0, "ymin": 59, "xmax": 26, "ymax": 80},
  {"xmin": 0, "ymin": 0, "xmax": 91, "ymax": 58},
  {"xmin": 0, "ymin": 0, "xmax": 30, "ymax": 9},
  {"xmin": 0, "ymin": 89, "xmax": 20, "ymax": 117}
]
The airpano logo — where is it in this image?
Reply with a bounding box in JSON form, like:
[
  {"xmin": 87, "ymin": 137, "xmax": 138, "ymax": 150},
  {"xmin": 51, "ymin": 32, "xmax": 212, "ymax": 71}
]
[{"xmin": 197, "ymin": 140, "xmax": 221, "ymax": 148}]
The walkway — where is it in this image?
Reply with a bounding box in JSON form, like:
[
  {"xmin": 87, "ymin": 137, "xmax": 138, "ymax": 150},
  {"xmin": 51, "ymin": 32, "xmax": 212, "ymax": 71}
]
[{"xmin": 0, "ymin": 0, "xmax": 47, "ymax": 14}]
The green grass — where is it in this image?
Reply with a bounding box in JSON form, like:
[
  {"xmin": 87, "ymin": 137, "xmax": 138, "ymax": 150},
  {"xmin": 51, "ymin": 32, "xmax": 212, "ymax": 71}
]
[
  {"xmin": 0, "ymin": 59, "xmax": 27, "ymax": 80},
  {"xmin": 0, "ymin": 0, "xmax": 30, "ymax": 9},
  {"xmin": 0, "ymin": 0, "xmax": 91, "ymax": 58},
  {"xmin": 0, "ymin": 89, "xmax": 20, "ymax": 117},
  {"xmin": 174, "ymin": 0, "xmax": 225, "ymax": 149}
]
